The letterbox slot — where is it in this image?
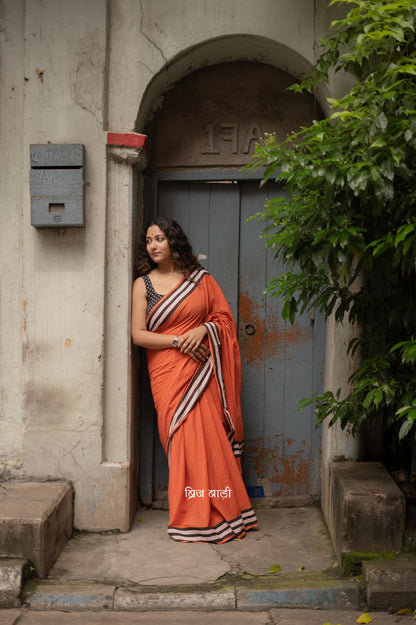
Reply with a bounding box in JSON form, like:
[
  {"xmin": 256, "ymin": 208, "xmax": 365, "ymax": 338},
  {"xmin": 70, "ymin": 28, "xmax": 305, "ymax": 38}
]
[
  {"xmin": 31, "ymin": 165, "xmax": 83, "ymax": 170},
  {"xmin": 49, "ymin": 203, "xmax": 65, "ymax": 214}
]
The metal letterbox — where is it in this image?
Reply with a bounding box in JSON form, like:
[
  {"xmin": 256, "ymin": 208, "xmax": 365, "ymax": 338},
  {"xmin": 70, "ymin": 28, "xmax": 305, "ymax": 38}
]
[{"xmin": 30, "ymin": 144, "xmax": 85, "ymax": 227}]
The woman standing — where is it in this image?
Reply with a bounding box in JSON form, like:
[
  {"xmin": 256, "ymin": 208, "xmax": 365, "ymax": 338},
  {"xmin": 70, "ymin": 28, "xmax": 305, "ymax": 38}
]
[{"xmin": 131, "ymin": 216, "xmax": 257, "ymax": 543}]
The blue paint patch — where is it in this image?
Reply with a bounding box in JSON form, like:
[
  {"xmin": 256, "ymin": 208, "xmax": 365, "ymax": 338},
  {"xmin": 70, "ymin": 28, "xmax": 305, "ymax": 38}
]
[
  {"xmin": 247, "ymin": 486, "xmax": 265, "ymax": 497},
  {"xmin": 239, "ymin": 586, "xmax": 358, "ymax": 610},
  {"xmin": 29, "ymin": 589, "xmax": 114, "ymax": 610}
]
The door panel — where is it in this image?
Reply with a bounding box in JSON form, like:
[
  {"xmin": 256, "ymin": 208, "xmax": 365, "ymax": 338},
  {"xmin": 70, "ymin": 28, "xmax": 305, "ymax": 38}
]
[
  {"xmin": 239, "ymin": 181, "xmax": 320, "ymax": 496},
  {"xmin": 158, "ymin": 182, "xmax": 240, "ymax": 318},
  {"xmin": 141, "ymin": 179, "xmax": 325, "ymax": 503}
]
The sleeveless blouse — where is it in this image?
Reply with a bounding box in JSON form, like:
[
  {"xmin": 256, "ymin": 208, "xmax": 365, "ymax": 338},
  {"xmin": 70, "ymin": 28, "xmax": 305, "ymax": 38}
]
[{"xmin": 142, "ymin": 274, "xmax": 164, "ymax": 317}]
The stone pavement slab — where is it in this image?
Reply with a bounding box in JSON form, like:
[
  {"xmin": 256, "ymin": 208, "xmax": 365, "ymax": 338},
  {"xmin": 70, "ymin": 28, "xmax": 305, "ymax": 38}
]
[
  {"xmin": 4, "ymin": 609, "xmax": 416, "ymax": 624},
  {"xmin": 270, "ymin": 609, "xmax": 415, "ymax": 624},
  {"xmin": 9, "ymin": 610, "xmax": 272, "ymax": 624},
  {"xmin": 49, "ymin": 506, "xmax": 336, "ymax": 586},
  {"xmin": 0, "ymin": 610, "xmax": 21, "ymax": 625}
]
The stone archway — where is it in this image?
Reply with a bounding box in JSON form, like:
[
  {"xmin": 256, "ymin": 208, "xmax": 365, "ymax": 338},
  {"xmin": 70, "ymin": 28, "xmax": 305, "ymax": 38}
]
[
  {"xmin": 135, "ymin": 33, "xmax": 331, "ymax": 134},
  {"xmin": 144, "ymin": 61, "xmax": 321, "ymax": 169},
  {"xmin": 137, "ymin": 60, "xmax": 326, "ymax": 505}
]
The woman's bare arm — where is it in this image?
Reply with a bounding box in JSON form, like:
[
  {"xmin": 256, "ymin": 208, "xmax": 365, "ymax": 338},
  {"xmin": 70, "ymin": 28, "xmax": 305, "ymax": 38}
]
[
  {"xmin": 131, "ymin": 277, "xmax": 176, "ymax": 349},
  {"xmin": 131, "ymin": 278, "xmax": 208, "ymax": 361}
]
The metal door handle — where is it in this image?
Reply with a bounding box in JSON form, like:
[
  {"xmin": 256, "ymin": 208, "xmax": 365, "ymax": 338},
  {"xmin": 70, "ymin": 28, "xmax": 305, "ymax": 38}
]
[{"xmin": 244, "ymin": 323, "xmax": 256, "ymax": 336}]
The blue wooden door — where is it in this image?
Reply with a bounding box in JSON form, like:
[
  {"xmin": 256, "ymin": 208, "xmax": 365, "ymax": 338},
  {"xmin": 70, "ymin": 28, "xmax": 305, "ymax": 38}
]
[{"xmin": 140, "ymin": 179, "xmax": 325, "ymax": 504}]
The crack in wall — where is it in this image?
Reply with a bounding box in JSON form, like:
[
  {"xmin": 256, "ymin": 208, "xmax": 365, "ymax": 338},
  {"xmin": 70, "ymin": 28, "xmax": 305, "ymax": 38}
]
[{"xmin": 139, "ymin": 0, "xmax": 168, "ymax": 65}]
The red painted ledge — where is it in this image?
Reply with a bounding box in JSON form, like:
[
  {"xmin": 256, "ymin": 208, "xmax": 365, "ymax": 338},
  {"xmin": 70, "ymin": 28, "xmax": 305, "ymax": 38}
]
[{"xmin": 107, "ymin": 132, "xmax": 148, "ymax": 151}]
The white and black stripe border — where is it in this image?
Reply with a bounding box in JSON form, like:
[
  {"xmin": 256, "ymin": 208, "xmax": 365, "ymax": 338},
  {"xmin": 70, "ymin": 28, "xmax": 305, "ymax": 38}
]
[
  {"xmin": 167, "ymin": 357, "xmax": 214, "ymax": 448},
  {"xmin": 168, "ymin": 508, "xmax": 257, "ymax": 543},
  {"xmin": 147, "ymin": 268, "xmax": 207, "ymax": 331},
  {"xmin": 204, "ymin": 321, "xmax": 236, "ymax": 445}
]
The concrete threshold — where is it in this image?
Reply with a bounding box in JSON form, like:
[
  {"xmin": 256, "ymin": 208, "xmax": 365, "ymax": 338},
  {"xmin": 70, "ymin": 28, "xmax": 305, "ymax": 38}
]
[
  {"xmin": 22, "ymin": 507, "xmax": 360, "ymax": 612},
  {"xmin": 25, "ymin": 570, "xmax": 360, "ymax": 612}
]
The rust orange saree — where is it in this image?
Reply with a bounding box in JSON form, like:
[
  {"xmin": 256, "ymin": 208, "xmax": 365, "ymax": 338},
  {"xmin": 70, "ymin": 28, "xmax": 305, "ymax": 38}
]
[{"xmin": 146, "ymin": 269, "xmax": 258, "ymax": 542}]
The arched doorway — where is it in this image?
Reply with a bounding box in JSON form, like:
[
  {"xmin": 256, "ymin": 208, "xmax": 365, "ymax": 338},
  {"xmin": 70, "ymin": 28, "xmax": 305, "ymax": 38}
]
[{"xmin": 137, "ymin": 61, "xmax": 326, "ymax": 505}]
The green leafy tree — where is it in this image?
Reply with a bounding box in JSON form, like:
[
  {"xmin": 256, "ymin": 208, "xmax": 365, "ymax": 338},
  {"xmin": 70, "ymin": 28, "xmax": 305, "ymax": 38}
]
[{"xmin": 248, "ymin": 0, "xmax": 416, "ymax": 475}]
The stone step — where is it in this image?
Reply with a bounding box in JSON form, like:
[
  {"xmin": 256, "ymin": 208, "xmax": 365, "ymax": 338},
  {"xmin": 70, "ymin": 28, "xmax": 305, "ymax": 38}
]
[
  {"xmin": 363, "ymin": 554, "xmax": 416, "ymax": 612},
  {"xmin": 327, "ymin": 461, "xmax": 406, "ymax": 566},
  {"xmin": 25, "ymin": 571, "xmax": 360, "ymax": 612},
  {"xmin": 0, "ymin": 558, "xmax": 27, "ymax": 608},
  {"xmin": 0, "ymin": 481, "xmax": 73, "ymax": 578}
]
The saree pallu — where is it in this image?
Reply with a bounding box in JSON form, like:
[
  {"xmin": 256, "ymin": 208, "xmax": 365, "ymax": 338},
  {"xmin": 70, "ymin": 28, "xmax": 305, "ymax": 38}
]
[{"xmin": 146, "ymin": 269, "xmax": 258, "ymax": 543}]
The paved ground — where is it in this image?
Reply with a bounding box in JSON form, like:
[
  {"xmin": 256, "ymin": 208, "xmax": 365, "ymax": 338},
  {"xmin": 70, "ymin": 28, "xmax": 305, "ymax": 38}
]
[
  {"xmin": 2, "ymin": 505, "xmax": 415, "ymax": 621},
  {"xmin": 1, "ymin": 608, "xmax": 415, "ymax": 624},
  {"xmin": 49, "ymin": 506, "xmax": 337, "ymax": 584}
]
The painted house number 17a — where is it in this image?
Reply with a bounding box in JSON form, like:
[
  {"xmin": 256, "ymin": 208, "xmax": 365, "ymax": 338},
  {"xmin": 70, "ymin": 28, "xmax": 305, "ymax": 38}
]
[{"xmin": 202, "ymin": 122, "xmax": 263, "ymax": 155}]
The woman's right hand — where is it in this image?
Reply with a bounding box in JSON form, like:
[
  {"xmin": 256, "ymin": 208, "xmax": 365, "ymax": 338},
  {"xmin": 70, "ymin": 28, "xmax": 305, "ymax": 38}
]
[
  {"xmin": 185, "ymin": 343, "xmax": 209, "ymax": 363},
  {"xmin": 177, "ymin": 326, "xmax": 209, "ymax": 362}
]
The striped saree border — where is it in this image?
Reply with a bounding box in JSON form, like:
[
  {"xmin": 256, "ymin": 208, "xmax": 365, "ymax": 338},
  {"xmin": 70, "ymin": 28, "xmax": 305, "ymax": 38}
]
[
  {"xmin": 147, "ymin": 268, "xmax": 207, "ymax": 331},
  {"xmin": 204, "ymin": 320, "xmax": 244, "ymax": 458},
  {"xmin": 167, "ymin": 508, "xmax": 258, "ymax": 543},
  {"xmin": 166, "ymin": 357, "xmax": 214, "ymax": 460}
]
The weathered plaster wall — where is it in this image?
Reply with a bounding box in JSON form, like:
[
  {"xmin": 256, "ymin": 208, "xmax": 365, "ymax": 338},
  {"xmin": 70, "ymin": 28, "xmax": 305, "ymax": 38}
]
[
  {"xmin": 108, "ymin": 0, "xmax": 344, "ymax": 132},
  {"xmin": 0, "ymin": 0, "xmax": 355, "ymax": 530},
  {"xmin": 0, "ymin": 0, "xmax": 132, "ymax": 530},
  {"xmin": 0, "ymin": 0, "xmax": 25, "ymax": 475},
  {"xmin": 20, "ymin": 0, "xmax": 116, "ymax": 530}
]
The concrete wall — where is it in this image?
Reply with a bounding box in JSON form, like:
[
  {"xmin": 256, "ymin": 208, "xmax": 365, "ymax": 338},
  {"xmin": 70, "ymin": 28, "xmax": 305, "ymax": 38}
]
[
  {"xmin": 0, "ymin": 0, "xmax": 25, "ymax": 477},
  {"xmin": 0, "ymin": 0, "xmax": 353, "ymax": 530}
]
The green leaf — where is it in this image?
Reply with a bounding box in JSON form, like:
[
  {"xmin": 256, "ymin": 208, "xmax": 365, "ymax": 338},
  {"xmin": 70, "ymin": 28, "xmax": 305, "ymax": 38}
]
[
  {"xmin": 399, "ymin": 418, "xmax": 414, "ymax": 440},
  {"xmin": 370, "ymin": 137, "xmax": 387, "ymax": 148}
]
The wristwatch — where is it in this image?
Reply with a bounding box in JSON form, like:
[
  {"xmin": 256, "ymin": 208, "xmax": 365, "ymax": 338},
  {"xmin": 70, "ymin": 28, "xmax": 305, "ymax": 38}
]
[{"xmin": 172, "ymin": 337, "xmax": 179, "ymax": 348}]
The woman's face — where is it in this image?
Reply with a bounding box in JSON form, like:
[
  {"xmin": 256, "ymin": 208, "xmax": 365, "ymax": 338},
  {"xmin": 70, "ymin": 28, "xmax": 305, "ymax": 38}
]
[{"xmin": 145, "ymin": 224, "xmax": 172, "ymax": 265}]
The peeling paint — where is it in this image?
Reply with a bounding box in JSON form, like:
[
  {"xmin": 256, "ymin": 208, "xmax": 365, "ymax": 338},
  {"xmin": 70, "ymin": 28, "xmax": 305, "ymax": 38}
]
[
  {"xmin": 238, "ymin": 287, "xmax": 316, "ymax": 496},
  {"xmin": 35, "ymin": 68, "xmax": 44, "ymax": 83},
  {"xmin": 244, "ymin": 435, "xmax": 311, "ymax": 497},
  {"xmin": 239, "ymin": 291, "xmax": 313, "ymax": 367}
]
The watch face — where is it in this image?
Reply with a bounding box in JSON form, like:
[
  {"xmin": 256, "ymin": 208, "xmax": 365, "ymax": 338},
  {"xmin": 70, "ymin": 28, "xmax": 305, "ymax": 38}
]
[{"xmin": 172, "ymin": 338, "xmax": 179, "ymax": 347}]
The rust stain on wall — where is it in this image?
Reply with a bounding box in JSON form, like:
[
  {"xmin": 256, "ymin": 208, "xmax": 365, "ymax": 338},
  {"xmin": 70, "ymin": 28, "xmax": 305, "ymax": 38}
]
[
  {"xmin": 239, "ymin": 292, "xmax": 265, "ymax": 367},
  {"xmin": 244, "ymin": 434, "xmax": 310, "ymax": 496},
  {"xmin": 280, "ymin": 447, "xmax": 310, "ymax": 496},
  {"xmin": 239, "ymin": 291, "xmax": 313, "ymax": 366}
]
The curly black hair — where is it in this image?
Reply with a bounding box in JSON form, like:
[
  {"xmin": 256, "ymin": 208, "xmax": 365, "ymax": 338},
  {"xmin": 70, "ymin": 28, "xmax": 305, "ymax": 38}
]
[{"xmin": 136, "ymin": 216, "xmax": 202, "ymax": 277}]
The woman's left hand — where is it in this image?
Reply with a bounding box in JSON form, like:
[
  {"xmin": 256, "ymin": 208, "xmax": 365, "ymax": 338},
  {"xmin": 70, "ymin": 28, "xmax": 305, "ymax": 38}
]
[{"xmin": 178, "ymin": 326, "xmax": 209, "ymax": 361}]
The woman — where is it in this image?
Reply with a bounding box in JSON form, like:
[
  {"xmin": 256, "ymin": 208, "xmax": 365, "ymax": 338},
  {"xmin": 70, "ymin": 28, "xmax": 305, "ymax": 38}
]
[{"xmin": 131, "ymin": 217, "xmax": 258, "ymax": 542}]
